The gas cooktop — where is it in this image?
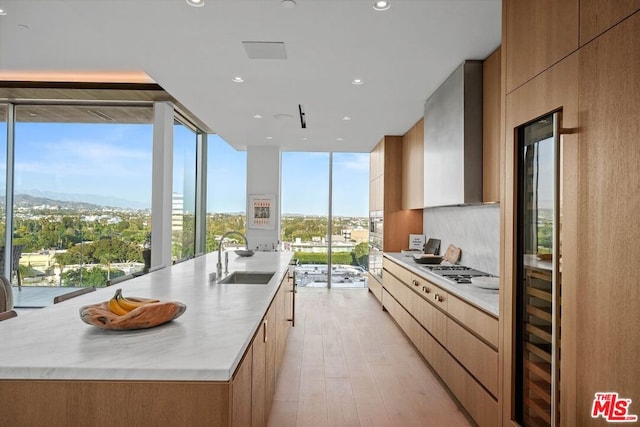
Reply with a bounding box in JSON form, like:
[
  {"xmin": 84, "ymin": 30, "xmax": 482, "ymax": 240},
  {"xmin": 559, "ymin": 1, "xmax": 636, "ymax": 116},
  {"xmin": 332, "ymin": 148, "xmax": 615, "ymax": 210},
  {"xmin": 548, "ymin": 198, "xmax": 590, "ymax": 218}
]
[{"xmin": 419, "ymin": 264, "xmax": 493, "ymax": 285}]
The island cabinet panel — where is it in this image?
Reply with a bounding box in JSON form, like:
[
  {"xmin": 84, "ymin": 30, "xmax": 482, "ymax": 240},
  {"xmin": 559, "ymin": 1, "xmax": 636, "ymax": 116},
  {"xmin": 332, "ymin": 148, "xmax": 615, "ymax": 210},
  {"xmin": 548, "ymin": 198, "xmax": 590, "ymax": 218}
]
[
  {"xmin": 232, "ymin": 347, "xmax": 253, "ymax": 427},
  {"xmin": 251, "ymin": 321, "xmax": 267, "ymax": 427},
  {"xmin": 265, "ymin": 297, "xmax": 278, "ymax": 424},
  {"xmin": 504, "ymin": 0, "xmax": 579, "ymax": 93},
  {"xmin": 237, "ymin": 275, "xmax": 291, "ymax": 427},
  {"xmin": 579, "ymin": 0, "xmax": 640, "ymax": 45},
  {"xmin": 0, "ymin": 380, "xmax": 231, "ymax": 426},
  {"xmin": 381, "ymin": 257, "xmax": 499, "ymax": 426}
]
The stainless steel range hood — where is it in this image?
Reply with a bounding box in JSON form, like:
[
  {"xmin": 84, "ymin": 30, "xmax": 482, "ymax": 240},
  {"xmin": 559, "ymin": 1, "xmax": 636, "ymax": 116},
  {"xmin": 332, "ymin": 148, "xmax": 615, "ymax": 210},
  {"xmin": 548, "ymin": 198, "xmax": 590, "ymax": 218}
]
[{"xmin": 424, "ymin": 60, "xmax": 483, "ymax": 207}]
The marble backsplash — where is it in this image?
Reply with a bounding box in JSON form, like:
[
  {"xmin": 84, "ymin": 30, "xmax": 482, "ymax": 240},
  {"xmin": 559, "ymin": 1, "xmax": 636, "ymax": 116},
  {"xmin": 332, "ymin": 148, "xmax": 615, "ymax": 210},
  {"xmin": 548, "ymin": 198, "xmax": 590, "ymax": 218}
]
[{"xmin": 423, "ymin": 203, "xmax": 500, "ymax": 276}]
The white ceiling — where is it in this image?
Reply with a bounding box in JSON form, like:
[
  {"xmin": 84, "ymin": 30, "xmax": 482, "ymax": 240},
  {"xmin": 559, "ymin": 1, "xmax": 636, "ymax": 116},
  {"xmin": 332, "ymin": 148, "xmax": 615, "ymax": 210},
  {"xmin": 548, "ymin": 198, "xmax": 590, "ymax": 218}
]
[{"xmin": 0, "ymin": 0, "xmax": 501, "ymax": 153}]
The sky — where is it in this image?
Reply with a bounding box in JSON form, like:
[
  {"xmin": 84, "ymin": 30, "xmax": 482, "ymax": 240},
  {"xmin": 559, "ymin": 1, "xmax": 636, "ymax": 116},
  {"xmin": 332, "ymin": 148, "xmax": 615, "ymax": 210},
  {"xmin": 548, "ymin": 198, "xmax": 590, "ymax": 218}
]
[{"xmin": 2, "ymin": 120, "xmax": 370, "ymax": 217}]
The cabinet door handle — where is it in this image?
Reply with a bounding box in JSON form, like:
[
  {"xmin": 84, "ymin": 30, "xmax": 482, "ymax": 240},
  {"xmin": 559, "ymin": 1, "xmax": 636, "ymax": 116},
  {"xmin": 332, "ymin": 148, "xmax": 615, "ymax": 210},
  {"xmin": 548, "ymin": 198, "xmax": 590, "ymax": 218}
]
[
  {"xmin": 412, "ymin": 279, "xmax": 419, "ymax": 287},
  {"xmin": 263, "ymin": 320, "xmax": 268, "ymax": 343},
  {"xmin": 434, "ymin": 294, "xmax": 443, "ymax": 303},
  {"xmin": 422, "ymin": 286, "xmax": 431, "ymax": 294}
]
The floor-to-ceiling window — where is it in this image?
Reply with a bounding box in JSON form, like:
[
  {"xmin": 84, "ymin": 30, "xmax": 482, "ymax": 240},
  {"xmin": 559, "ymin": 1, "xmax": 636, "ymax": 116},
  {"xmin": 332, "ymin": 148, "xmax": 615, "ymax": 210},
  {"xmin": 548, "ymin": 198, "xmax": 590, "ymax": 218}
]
[
  {"xmin": 172, "ymin": 120, "xmax": 197, "ymax": 261},
  {"xmin": 0, "ymin": 104, "xmax": 6, "ymax": 251},
  {"xmin": 206, "ymin": 135, "xmax": 247, "ymax": 251},
  {"xmin": 281, "ymin": 152, "xmax": 330, "ymax": 287},
  {"xmin": 331, "ymin": 152, "xmax": 369, "ymax": 288},
  {"xmin": 13, "ymin": 105, "xmax": 153, "ymax": 288}
]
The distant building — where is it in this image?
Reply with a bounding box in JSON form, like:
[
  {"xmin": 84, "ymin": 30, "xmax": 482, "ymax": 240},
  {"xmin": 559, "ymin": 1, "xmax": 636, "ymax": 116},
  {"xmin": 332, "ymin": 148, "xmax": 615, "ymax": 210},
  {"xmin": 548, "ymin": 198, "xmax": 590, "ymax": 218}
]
[
  {"xmin": 172, "ymin": 192, "xmax": 184, "ymax": 232},
  {"xmin": 290, "ymin": 237, "xmax": 356, "ymax": 253}
]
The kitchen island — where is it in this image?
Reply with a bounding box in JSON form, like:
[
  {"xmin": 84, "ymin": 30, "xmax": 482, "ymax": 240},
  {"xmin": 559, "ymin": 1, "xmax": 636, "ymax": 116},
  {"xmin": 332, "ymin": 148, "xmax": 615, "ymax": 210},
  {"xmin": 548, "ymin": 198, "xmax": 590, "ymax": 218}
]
[{"xmin": 0, "ymin": 251, "xmax": 294, "ymax": 426}]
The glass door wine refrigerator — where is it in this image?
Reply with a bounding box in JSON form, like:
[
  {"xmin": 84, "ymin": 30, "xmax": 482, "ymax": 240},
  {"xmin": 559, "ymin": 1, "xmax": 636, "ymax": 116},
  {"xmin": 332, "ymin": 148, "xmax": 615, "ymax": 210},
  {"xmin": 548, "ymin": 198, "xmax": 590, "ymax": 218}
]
[{"xmin": 515, "ymin": 112, "xmax": 562, "ymax": 427}]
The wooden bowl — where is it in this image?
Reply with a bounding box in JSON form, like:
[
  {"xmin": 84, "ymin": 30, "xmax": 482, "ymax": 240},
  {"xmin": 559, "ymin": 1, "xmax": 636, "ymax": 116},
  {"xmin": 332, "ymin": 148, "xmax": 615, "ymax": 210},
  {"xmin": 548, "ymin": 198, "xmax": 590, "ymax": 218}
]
[{"xmin": 79, "ymin": 298, "xmax": 187, "ymax": 330}]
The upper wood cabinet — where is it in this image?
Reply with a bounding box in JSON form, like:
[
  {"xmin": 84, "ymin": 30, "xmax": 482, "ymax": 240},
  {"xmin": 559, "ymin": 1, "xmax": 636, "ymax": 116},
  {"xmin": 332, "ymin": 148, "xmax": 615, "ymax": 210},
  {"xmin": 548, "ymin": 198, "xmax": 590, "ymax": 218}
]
[
  {"xmin": 482, "ymin": 47, "xmax": 501, "ymax": 203},
  {"xmin": 504, "ymin": 0, "xmax": 579, "ymax": 93},
  {"xmin": 580, "ymin": 0, "xmax": 640, "ymax": 44},
  {"xmin": 401, "ymin": 118, "xmax": 424, "ymax": 209}
]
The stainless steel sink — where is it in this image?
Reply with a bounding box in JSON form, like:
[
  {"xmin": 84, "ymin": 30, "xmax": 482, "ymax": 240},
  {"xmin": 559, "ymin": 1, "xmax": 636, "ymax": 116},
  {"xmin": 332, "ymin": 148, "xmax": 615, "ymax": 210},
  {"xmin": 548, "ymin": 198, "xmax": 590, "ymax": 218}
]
[{"xmin": 218, "ymin": 271, "xmax": 275, "ymax": 285}]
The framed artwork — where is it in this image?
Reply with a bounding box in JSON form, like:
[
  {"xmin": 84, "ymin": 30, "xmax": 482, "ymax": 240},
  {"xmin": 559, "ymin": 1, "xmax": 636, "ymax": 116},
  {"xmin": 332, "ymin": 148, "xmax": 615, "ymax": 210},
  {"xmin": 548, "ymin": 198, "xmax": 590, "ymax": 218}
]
[{"xmin": 248, "ymin": 194, "xmax": 276, "ymax": 230}]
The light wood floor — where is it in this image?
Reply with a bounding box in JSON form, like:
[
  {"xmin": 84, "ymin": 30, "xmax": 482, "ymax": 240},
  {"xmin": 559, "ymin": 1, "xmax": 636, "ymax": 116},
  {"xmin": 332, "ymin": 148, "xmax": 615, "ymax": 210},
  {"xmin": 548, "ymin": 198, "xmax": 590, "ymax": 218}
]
[{"xmin": 268, "ymin": 287, "xmax": 472, "ymax": 427}]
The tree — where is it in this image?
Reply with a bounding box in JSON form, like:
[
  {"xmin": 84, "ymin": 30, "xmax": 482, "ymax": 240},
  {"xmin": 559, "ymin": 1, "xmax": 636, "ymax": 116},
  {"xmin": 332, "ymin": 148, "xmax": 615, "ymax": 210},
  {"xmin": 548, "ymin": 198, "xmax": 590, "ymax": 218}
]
[{"xmin": 352, "ymin": 242, "xmax": 369, "ymax": 268}]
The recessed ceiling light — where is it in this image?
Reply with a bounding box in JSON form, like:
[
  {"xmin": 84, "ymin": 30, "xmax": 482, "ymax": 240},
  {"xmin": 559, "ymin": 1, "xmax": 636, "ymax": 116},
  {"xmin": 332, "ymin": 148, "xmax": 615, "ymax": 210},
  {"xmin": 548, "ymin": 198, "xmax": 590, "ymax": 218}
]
[
  {"xmin": 266, "ymin": 136, "xmax": 273, "ymax": 140},
  {"xmin": 281, "ymin": 0, "xmax": 296, "ymax": 8},
  {"xmin": 342, "ymin": 116, "xmax": 351, "ymax": 121},
  {"xmin": 253, "ymin": 114, "xmax": 263, "ymax": 119},
  {"xmin": 17, "ymin": 24, "xmax": 30, "ymax": 30},
  {"xmin": 336, "ymin": 138, "xmax": 344, "ymax": 141},
  {"xmin": 302, "ymin": 137, "xmax": 308, "ymax": 141},
  {"xmin": 186, "ymin": 0, "xmax": 204, "ymax": 7},
  {"xmin": 232, "ymin": 76, "xmax": 244, "ymax": 83},
  {"xmin": 373, "ymin": 1, "xmax": 390, "ymax": 11},
  {"xmin": 352, "ymin": 78, "xmax": 364, "ymax": 85},
  {"xmin": 0, "ymin": 9, "xmax": 7, "ymax": 16}
]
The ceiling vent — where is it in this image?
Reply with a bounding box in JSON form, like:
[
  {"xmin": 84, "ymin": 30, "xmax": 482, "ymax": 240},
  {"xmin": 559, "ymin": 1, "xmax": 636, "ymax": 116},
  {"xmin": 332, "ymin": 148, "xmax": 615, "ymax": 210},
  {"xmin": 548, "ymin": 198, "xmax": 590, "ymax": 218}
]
[{"xmin": 242, "ymin": 41, "xmax": 287, "ymax": 59}]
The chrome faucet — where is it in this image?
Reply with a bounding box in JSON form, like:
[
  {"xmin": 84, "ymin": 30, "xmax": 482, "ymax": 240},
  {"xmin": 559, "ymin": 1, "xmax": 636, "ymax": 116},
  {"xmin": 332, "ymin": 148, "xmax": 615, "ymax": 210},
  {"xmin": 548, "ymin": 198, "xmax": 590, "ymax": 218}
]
[{"xmin": 217, "ymin": 230, "xmax": 249, "ymax": 281}]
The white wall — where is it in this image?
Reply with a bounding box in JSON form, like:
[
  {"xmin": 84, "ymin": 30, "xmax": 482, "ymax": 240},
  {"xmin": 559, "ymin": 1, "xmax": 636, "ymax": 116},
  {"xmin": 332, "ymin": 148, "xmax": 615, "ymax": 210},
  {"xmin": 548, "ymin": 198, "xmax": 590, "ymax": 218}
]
[
  {"xmin": 246, "ymin": 146, "xmax": 281, "ymax": 251},
  {"xmin": 423, "ymin": 203, "xmax": 500, "ymax": 275}
]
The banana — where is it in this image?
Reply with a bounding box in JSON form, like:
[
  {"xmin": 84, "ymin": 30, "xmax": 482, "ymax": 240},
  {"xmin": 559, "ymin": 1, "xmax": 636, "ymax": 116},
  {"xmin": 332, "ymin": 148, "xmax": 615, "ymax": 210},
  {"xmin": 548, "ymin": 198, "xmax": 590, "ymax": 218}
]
[
  {"xmin": 107, "ymin": 288, "xmax": 160, "ymax": 315},
  {"xmin": 117, "ymin": 294, "xmax": 159, "ymax": 312},
  {"xmin": 108, "ymin": 289, "xmax": 129, "ymax": 316}
]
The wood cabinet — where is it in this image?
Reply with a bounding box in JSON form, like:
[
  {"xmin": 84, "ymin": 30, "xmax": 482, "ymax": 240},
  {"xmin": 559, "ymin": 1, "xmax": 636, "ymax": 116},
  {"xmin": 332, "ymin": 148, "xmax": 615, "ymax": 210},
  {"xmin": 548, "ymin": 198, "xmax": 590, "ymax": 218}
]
[
  {"xmin": 401, "ymin": 118, "xmax": 424, "ymax": 209},
  {"xmin": 504, "ymin": 0, "xmax": 579, "ymax": 93},
  {"xmin": 368, "ymin": 273, "xmax": 383, "ymax": 304},
  {"xmin": 369, "ymin": 136, "xmax": 422, "ymax": 252},
  {"xmin": 234, "ymin": 273, "xmax": 292, "ymax": 427},
  {"xmin": 251, "ymin": 319, "xmax": 267, "ymax": 427},
  {"xmin": 502, "ymin": 5, "xmax": 640, "ymax": 426},
  {"xmin": 579, "ymin": 0, "xmax": 640, "ymax": 45},
  {"xmin": 575, "ymin": 12, "xmax": 640, "ymax": 425},
  {"xmin": 381, "ymin": 257, "xmax": 499, "ymax": 426},
  {"xmin": 482, "ymin": 47, "xmax": 501, "ymax": 203},
  {"xmin": 232, "ymin": 345, "xmax": 253, "ymax": 426},
  {"xmin": 503, "ymin": 51, "xmax": 579, "ymax": 427}
]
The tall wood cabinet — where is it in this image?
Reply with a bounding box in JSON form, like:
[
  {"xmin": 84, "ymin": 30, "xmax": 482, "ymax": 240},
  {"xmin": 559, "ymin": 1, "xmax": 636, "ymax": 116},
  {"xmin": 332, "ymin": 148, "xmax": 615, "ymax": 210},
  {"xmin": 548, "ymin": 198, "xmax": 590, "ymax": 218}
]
[
  {"xmin": 369, "ymin": 136, "xmax": 422, "ymax": 252},
  {"xmin": 502, "ymin": 3, "xmax": 640, "ymax": 425},
  {"xmin": 482, "ymin": 47, "xmax": 502, "ymax": 203}
]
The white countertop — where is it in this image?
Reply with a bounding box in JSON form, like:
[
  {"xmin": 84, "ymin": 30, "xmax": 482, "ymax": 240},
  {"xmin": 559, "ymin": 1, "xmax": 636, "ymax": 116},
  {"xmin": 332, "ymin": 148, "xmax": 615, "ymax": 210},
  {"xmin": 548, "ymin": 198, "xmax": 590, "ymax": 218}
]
[
  {"xmin": 385, "ymin": 253, "xmax": 499, "ymax": 317},
  {"xmin": 0, "ymin": 251, "xmax": 293, "ymax": 382}
]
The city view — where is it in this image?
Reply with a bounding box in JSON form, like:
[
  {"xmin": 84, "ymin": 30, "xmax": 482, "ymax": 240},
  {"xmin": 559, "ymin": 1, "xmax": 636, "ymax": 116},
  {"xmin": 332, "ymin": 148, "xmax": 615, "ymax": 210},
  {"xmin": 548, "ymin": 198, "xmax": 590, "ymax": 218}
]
[
  {"xmin": 0, "ymin": 114, "xmax": 371, "ymax": 294},
  {"xmin": 5, "ymin": 193, "xmax": 369, "ymax": 289}
]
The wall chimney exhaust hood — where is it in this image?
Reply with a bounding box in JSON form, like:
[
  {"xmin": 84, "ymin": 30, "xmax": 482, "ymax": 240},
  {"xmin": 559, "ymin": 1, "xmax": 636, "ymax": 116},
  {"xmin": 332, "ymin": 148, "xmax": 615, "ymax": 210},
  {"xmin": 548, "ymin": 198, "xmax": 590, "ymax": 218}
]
[{"xmin": 424, "ymin": 60, "xmax": 483, "ymax": 207}]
